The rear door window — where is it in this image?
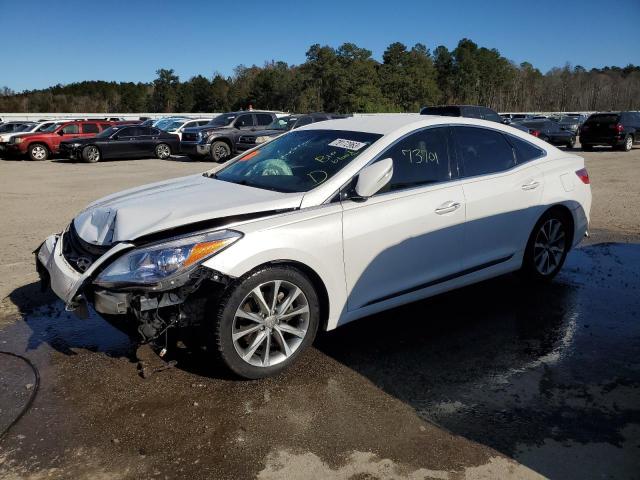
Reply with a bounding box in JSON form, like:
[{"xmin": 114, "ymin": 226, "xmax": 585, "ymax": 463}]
[
  {"xmin": 82, "ymin": 123, "xmax": 99, "ymax": 134},
  {"xmin": 453, "ymin": 126, "xmax": 515, "ymax": 177},
  {"xmin": 505, "ymin": 134, "xmax": 545, "ymax": 164}
]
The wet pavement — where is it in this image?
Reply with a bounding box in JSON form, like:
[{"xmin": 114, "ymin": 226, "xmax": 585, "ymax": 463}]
[{"xmin": 0, "ymin": 242, "xmax": 639, "ymax": 479}]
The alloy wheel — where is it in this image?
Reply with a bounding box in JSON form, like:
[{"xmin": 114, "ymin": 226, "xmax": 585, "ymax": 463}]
[
  {"xmin": 212, "ymin": 143, "xmax": 229, "ymax": 161},
  {"xmin": 533, "ymin": 218, "xmax": 566, "ymax": 275},
  {"xmin": 31, "ymin": 145, "xmax": 46, "ymax": 160},
  {"xmin": 626, "ymin": 136, "xmax": 633, "ymax": 151},
  {"xmin": 86, "ymin": 146, "xmax": 100, "ymax": 162},
  {"xmin": 232, "ymin": 280, "xmax": 310, "ymax": 367},
  {"xmin": 156, "ymin": 144, "xmax": 171, "ymax": 159}
]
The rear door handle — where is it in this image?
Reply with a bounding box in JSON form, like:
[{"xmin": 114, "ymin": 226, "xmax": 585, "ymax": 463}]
[
  {"xmin": 435, "ymin": 201, "xmax": 462, "ymax": 215},
  {"xmin": 521, "ymin": 180, "xmax": 540, "ymax": 190}
]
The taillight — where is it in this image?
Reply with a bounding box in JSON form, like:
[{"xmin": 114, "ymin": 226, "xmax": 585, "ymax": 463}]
[
  {"xmin": 609, "ymin": 123, "xmax": 624, "ymax": 133},
  {"xmin": 530, "ymin": 129, "xmax": 540, "ymax": 137},
  {"xmin": 575, "ymin": 168, "xmax": 590, "ymax": 184}
]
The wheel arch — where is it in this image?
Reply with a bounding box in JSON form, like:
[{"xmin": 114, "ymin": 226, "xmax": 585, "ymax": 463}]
[
  {"xmin": 538, "ymin": 204, "xmax": 575, "ymax": 247},
  {"xmin": 28, "ymin": 141, "xmax": 51, "ymax": 155},
  {"xmin": 239, "ymin": 259, "xmax": 331, "ymax": 332},
  {"xmin": 209, "ymin": 136, "xmax": 233, "ymax": 150}
]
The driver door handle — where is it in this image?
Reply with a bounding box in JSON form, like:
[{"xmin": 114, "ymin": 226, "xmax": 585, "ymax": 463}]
[
  {"xmin": 435, "ymin": 201, "xmax": 462, "ymax": 215},
  {"xmin": 521, "ymin": 180, "xmax": 541, "ymax": 191}
]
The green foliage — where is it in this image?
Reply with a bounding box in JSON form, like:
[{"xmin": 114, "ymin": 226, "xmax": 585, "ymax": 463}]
[{"xmin": 1, "ymin": 40, "xmax": 639, "ymax": 114}]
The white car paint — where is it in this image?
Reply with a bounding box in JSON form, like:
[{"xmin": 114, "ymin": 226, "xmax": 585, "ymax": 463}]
[
  {"xmin": 37, "ymin": 114, "xmax": 591, "ymax": 335},
  {"xmin": 163, "ymin": 118, "xmax": 211, "ymax": 141}
]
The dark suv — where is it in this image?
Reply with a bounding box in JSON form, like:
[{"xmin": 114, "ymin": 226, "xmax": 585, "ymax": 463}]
[
  {"xmin": 235, "ymin": 113, "xmax": 348, "ymax": 152},
  {"xmin": 579, "ymin": 112, "xmax": 640, "ymax": 152},
  {"xmin": 420, "ymin": 105, "xmax": 502, "ymax": 123},
  {"xmin": 180, "ymin": 111, "xmax": 278, "ymax": 161}
]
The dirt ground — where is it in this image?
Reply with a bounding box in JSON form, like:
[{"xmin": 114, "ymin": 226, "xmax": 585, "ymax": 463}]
[{"xmin": 0, "ymin": 146, "xmax": 639, "ymax": 479}]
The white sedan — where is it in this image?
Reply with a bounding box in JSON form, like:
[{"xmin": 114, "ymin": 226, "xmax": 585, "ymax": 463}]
[{"xmin": 36, "ymin": 114, "xmax": 591, "ymax": 378}]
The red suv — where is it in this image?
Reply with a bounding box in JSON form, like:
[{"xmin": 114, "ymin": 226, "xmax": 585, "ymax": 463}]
[{"xmin": 6, "ymin": 120, "xmax": 115, "ymax": 160}]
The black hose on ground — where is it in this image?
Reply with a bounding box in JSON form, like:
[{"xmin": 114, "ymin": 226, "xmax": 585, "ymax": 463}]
[{"xmin": 0, "ymin": 351, "xmax": 40, "ymax": 442}]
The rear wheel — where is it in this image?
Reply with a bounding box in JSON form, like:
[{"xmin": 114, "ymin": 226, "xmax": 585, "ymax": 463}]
[
  {"xmin": 155, "ymin": 143, "xmax": 171, "ymax": 159},
  {"xmin": 520, "ymin": 210, "xmax": 571, "ymax": 281},
  {"xmin": 213, "ymin": 266, "xmax": 320, "ymax": 379},
  {"xmin": 28, "ymin": 143, "xmax": 49, "ymax": 161},
  {"xmin": 619, "ymin": 135, "xmax": 633, "ymax": 152},
  {"xmin": 210, "ymin": 141, "xmax": 231, "ymax": 162},
  {"xmin": 81, "ymin": 145, "xmax": 100, "ymax": 163},
  {"xmin": 566, "ymin": 137, "xmax": 576, "ymax": 149}
]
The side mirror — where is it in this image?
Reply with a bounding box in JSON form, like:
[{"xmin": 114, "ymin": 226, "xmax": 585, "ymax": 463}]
[{"xmin": 354, "ymin": 158, "xmax": 393, "ymax": 199}]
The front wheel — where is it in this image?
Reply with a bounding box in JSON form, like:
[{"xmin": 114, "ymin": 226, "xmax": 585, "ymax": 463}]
[
  {"xmin": 213, "ymin": 266, "xmax": 320, "ymax": 379},
  {"xmin": 210, "ymin": 141, "xmax": 231, "ymax": 162},
  {"xmin": 81, "ymin": 145, "xmax": 100, "ymax": 163},
  {"xmin": 566, "ymin": 137, "xmax": 576, "ymax": 149},
  {"xmin": 520, "ymin": 210, "xmax": 571, "ymax": 281},
  {"xmin": 155, "ymin": 143, "xmax": 171, "ymax": 159},
  {"xmin": 28, "ymin": 143, "xmax": 49, "ymax": 161}
]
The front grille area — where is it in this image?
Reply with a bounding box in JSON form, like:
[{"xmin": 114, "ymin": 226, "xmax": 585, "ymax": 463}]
[
  {"xmin": 182, "ymin": 132, "xmax": 199, "ymax": 142},
  {"xmin": 62, "ymin": 223, "xmax": 110, "ymax": 273}
]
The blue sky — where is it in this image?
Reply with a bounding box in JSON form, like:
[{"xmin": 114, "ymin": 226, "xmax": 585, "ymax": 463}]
[{"xmin": 1, "ymin": 0, "xmax": 639, "ymax": 92}]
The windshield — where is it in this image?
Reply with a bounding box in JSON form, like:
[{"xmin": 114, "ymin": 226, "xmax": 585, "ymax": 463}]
[
  {"xmin": 214, "ymin": 129, "xmax": 382, "ymax": 193},
  {"xmin": 40, "ymin": 122, "xmax": 65, "ymax": 132},
  {"xmin": 559, "ymin": 116, "xmax": 579, "ymax": 123},
  {"xmin": 585, "ymin": 114, "xmax": 619, "ymax": 124},
  {"xmin": 207, "ymin": 115, "xmax": 236, "ymax": 127},
  {"xmin": 164, "ymin": 120, "xmax": 184, "ymax": 131},
  {"xmin": 265, "ymin": 117, "xmax": 297, "ymax": 131}
]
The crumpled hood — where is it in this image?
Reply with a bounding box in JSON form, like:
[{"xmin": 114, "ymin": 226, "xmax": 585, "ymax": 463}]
[{"xmin": 73, "ymin": 174, "xmax": 304, "ymax": 245}]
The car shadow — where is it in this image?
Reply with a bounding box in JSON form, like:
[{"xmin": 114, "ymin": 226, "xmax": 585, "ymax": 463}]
[{"xmin": 316, "ymin": 241, "xmax": 640, "ymax": 477}]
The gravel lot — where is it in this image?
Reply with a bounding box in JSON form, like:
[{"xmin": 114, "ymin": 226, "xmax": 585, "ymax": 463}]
[{"xmin": 0, "ymin": 147, "xmax": 638, "ymax": 479}]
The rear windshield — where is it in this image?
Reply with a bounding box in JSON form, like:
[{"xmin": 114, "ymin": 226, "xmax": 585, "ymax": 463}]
[
  {"xmin": 420, "ymin": 106, "xmax": 461, "ymax": 117},
  {"xmin": 585, "ymin": 114, "xmax": 619, "ymax": 124}
]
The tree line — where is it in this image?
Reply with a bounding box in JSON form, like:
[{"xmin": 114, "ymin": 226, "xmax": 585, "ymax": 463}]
[{"xmin": 1, "ymin": 39, "xmax": 639, "ymax": 114}]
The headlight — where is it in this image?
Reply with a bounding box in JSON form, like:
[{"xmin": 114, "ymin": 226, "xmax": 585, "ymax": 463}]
[
  {"xmin": 254, "ymin": 136, "xmax": 274, "ymax": 144},
  {"xmin": 94, "ymin": 229, "xmax": 242, "ymax": 287},
  {"xmin": 14, "ymin": 137, "xmax": 24, "ymax": 144}
]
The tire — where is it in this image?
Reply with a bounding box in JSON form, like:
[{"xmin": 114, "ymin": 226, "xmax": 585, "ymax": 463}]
[
  {"xmin": 28, "ymin": 143, "xmax": 49, "ymax": 161},
  {"xmin": 582, "ymin": 144, "xmax": 593, "ymax": 151},
  {"xmin": 566, "ymin": 137, "xmax": 576, "ymax": 149},
  {"xmin": 213, "ymin": 266, "xmax": 320, "ymax": 379},
  {"xmin": 520, "ymin": 209, "xmax": 572, "ymax": 282},
  {"xmin": 155, "ymin": 143, "xmax": 171, "ymax": 159},
  {"xmin": 210, "ymin": 141, "xmax": 231, "ymax": 162},
  {"xmin": 620, "ymin": 135, "xmax": 633, "ymax": 152},
  {"xmin": 81, "ymin": 145, "xmax": 100, "ymax": 163}
]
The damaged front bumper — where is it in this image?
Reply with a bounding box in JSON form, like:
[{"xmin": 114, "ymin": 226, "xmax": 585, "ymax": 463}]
[
  {"xmin": 36, "ymin": 233, "xmax": 134, "ymax": 311},
  {"xmin": 36, "ymin": 231, "xmax": 230, "ymax": 342}
]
